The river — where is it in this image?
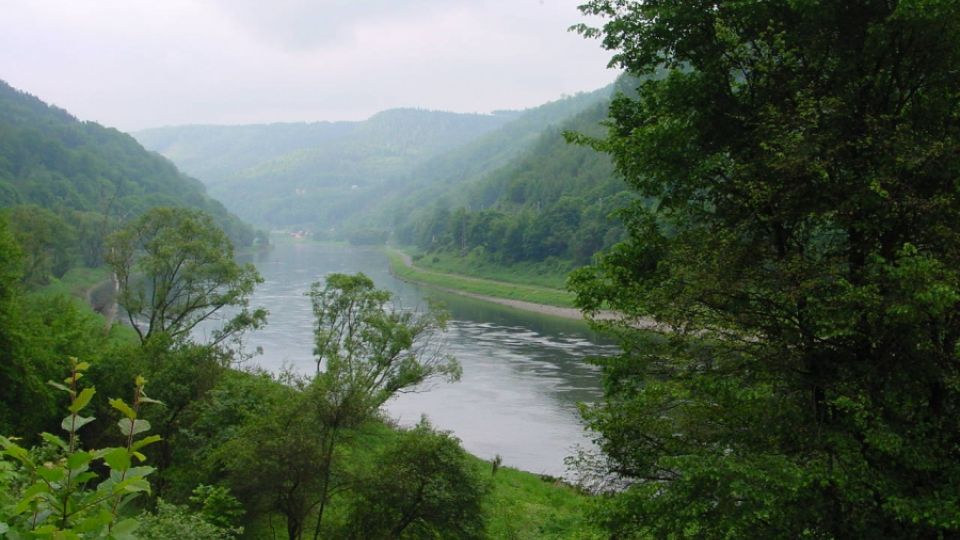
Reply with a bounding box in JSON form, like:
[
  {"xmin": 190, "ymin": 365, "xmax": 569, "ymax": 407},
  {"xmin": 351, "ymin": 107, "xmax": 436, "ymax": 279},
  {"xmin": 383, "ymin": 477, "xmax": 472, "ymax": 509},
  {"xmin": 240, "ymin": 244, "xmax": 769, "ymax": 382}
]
[{"xmin": 202, "ymin": 240, "xmax": 616, "ymax": 477}]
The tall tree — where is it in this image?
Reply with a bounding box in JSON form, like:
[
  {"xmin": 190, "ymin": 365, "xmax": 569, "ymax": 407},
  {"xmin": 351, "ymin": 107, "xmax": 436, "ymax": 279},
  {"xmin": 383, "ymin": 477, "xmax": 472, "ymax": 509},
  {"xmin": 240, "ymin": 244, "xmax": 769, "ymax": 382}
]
[
  {"xmin": 570, "ymin": 1, "xmax": 960, "ymax": 537},
  {"xmin": 106, "ymin": 207, "xmax": 265, "ymax": 345},
  {"xmin": 307, "ymin": 272, "xmax": 460, "ymax": 539}
]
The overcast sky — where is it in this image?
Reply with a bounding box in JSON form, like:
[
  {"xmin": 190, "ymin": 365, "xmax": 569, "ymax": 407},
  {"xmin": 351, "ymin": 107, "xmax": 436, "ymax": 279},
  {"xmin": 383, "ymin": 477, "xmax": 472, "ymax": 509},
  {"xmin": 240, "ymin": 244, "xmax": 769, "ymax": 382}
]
[{"xmin": 0, "ymin": 1, "xmax": 618, "ymax": 132}]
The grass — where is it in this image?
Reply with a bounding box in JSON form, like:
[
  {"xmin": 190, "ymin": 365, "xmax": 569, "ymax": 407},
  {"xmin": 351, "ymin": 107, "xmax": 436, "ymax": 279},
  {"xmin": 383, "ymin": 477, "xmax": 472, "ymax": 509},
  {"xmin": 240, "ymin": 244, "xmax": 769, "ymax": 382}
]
[
  {"xmin": 417, "ymin": 251, "xmax": 573, "ymax": 290},
  {"xmin": 34, "ymin": 266, "xmax": 111, "ymax": 300},
  {"xmin": 480, "ymin": 463, "xmax": 602, "ymax": 539},
  {"xmin": 386, "ymin": 249, "xmax": 578, "ymax": 309},
  {"xmin": 30, "ymin": 266, "xmax": 139, "ymax": 345}
]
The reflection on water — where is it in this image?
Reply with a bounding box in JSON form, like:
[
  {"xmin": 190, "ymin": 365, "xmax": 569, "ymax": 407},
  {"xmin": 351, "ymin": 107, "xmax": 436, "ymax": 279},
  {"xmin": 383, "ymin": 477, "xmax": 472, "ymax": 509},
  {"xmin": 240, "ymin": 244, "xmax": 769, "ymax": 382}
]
[{"xmin": 215, "ymin": 241, "xmax": 615, "ymax": 476}]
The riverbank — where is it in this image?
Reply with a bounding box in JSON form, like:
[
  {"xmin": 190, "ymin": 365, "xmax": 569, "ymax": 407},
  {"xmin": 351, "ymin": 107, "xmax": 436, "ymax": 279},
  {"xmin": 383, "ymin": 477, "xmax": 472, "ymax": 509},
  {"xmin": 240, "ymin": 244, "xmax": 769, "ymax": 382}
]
[{"xmin": 386, "ymin": 248, "xmax": 629, "ymax": 323}]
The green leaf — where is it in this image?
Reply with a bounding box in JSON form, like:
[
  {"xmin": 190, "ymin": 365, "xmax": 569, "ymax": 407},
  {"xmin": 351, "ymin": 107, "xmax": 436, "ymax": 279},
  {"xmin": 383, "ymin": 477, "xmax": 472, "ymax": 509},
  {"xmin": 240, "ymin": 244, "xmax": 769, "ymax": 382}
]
[
  {"xmin": 74, "ymin": 361, "xmax": 91, "ymax": 372},
  {"xmin": 67, "ymin": 451, "xmax": 93, "ymax": 470},
  {"xmin": 61, "ymin": 415, "xmax": 95, "ymax": 433},
  {"xmin": 103, "ymin": 448, "xmax": 130, "ymax": 472},
  {"xmin": 117, "ymin": 418, "xmax": 150, "ymax": 437},
  {"xmin": 0, "ymin": 522, "xmax": 8, "ymax": 534},
  {"xmin": 109, "ymin": 398, "xmax": 137, "ymax": 420},
  {"xmin": 47, "ymin": 381, "xmax": 70, "ymax": 393},
  {"xmin": 130, "ymin": 434, "xmax": 161, "ymax": 451},
  {"xmin": 37, "ymin": 465, "xmax": 65, "ymax": 483},
  {"xmin": 110, "ymin": 518, "xmax": 140, "ymax": 540},
  {"xmin": 74, "ymin": 509, "xmax": 112, "ymax": 533},
  {"xmin": 69, "ymin": 387, "xmax": 96, "ymax": 414},
  {"xmin": 40, "ymin": 432, "xmax": 68, "ymax": 451}
]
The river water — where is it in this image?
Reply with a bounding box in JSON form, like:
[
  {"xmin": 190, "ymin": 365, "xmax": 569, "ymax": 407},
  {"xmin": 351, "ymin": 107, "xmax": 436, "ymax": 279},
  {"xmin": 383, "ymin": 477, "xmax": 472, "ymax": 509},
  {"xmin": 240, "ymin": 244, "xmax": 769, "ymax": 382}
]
[{"xmin": 205, "ymin": 241, "xmax": 615, "ymax": 477}]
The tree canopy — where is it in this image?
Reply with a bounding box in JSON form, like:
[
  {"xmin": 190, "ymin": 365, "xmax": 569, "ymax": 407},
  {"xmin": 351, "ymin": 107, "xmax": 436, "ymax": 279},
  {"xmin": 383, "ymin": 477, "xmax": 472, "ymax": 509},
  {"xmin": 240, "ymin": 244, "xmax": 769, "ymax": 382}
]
[
  {"xmin": 107, "ymin": 207, "xmax": 265, "ymax": 345},
  {"xmin": 571, "ymin": 0, "xmax": 960, "ymax": 537}
]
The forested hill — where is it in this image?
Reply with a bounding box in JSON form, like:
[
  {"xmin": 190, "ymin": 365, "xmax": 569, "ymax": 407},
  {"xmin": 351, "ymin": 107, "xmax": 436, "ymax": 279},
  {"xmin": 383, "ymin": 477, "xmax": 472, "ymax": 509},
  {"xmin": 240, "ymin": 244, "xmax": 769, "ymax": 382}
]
[
  {"xmin": 136, "ymin": 109, "xmax": 521, "ymax": 231},
  {"xmin": 387, "ymin": 77, "xmax": 637, "ymax": 267},
  {"xmin": 0, "ymin": 80, "xmax": 254, "ymax": 259},
  {"xmin": 345, "ymin": 85, "xmax": 615, "ymax": 233}
]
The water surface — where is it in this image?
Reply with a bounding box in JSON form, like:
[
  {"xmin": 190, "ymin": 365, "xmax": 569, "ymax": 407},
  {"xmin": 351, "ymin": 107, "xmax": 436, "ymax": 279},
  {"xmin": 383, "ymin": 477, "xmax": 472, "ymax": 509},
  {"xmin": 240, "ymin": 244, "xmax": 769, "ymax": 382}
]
[{"xmin": 212, "ymin": 241, "xmax": 614, "ymax": 476}]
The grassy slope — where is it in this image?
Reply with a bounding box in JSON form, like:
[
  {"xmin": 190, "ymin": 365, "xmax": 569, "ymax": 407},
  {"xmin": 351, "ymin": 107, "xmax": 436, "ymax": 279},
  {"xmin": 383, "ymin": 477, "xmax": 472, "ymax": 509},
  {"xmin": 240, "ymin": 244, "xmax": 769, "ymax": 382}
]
[
  {"xmin": 32, "ymin": 266, "xmax": 139, "ymax": 344},
  {"xmin": 387, "ymin": 249, "xmax": 577, "ymax": 308}
]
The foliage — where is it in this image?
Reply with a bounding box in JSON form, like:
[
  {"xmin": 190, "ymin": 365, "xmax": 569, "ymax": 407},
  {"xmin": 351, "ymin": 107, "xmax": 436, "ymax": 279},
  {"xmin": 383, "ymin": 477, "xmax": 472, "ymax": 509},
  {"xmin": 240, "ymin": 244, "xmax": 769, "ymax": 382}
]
[
  {"xmin": 106, "ymin": 207, "xmax": 265, "ymax": 345},
  {"xmin": 309, "ymin": 272, "xmax": 460, "ymax": 397},
  {"xmin": 571, "ymin": 0, "xmax": 960, "ymax": 537},
  {"xmin": 0, "ymin": 358, "xmax": 161, "ymax": 538},
  {"xmin": 221, "ymin": 274, "xmax": 461, "ymax": 540},
  {"xmin": 307, "ymin": 273, "xmax": 459, "ymax": 538},
  {"xmin": 186, "ymin": 484, "xmax": 244, "ymax": 532},
  {"xmin": 343, "ymin": 420, "xmax": 488, "ymax": 540},
  {"xmin": 219, "ymin": 381, "xmax": 325, "ymax": 540},
  {"xmin": 136, "ymin": 499, "xmax": 240, "ymax": 540},
  {"xmin": 2, "ymin": 205, "xmax": 76, "ymax": 285}
]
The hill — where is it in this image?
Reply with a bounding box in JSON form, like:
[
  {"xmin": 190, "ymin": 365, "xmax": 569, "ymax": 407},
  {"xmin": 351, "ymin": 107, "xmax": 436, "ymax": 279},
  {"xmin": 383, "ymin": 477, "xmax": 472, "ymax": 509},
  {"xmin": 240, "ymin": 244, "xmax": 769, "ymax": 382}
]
[
  {"xmin": 137, "ymin": 109, "xmax": 521, "ymax": 232},
  {"xmin": 0, "ymin": 80, "xmax": 255, "ymax": 279}
]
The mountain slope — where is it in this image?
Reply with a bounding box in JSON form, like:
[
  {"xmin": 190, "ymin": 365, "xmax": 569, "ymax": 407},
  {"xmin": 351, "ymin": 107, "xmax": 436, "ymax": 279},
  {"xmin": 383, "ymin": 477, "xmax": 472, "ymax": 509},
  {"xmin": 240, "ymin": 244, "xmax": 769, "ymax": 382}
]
[{"xmin": 0, "ymin": 80, "xmax": 255, "ymax": 268}]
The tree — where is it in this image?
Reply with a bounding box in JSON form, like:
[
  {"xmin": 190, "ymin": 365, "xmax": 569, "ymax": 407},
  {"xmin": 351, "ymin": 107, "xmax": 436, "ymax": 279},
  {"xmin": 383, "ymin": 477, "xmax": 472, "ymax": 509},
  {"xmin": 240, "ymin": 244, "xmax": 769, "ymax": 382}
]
[
  {"xmin": 306, "ymin": 272, "xmax": 460, "ymax": 538},
  {"xmin": 106, "ymin": 207, "xmax": 265, "ymax": 344},
  {"xmin": 570, "ymin": 1, "xmax": 960, "ymax": 537},
  {"xmin": 344, "ymin": 420, "xmax": 487, "ymax": 540},
  {"xmin": 3, "ymin": 204, "xmax": 76, "ymax": 285},
  {"xmin": 223, "ymin": 274, "xmax": 460, "ymax": 540}
]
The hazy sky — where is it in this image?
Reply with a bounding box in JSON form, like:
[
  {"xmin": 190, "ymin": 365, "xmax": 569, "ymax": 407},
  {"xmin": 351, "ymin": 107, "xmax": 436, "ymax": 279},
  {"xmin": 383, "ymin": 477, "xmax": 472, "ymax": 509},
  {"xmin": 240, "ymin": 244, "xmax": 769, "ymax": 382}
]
[{"xmin": 0, "ymin": 1, "xmax": 618, "ymax": 131}]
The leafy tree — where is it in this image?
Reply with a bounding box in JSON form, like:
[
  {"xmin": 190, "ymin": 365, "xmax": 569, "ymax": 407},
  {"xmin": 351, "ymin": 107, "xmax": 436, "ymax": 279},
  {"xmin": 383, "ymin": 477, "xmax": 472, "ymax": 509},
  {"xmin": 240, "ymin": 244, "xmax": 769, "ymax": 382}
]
[
  {"xmin": 344, "ymin": 420, "xmax": 487, "ymax": 540},
  {"xmin": 570, "ymin": 0, "xmax": 960, "ymax": 537},
  {"xmin": 220, "ymin": 383, "xmax": 325, "ymax": 540},
  {"xmin": 2, "ymin": 204, "xmax": 76, "ymax": 285},
  {"xmin": 307, "ymin": 272, "xmax": 460, "ymax": 538},
  {"xmin": 106, "ymin": 207, "xmax": 265, "ymax": 345}
]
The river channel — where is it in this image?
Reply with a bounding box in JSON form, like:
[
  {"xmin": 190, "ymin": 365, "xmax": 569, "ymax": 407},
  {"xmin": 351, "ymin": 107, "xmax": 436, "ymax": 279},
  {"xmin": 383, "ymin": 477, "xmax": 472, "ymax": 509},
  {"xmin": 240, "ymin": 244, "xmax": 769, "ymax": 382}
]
[{"xmin": 203, "ymin": 240, "xmax": 616, "ymax": 477}]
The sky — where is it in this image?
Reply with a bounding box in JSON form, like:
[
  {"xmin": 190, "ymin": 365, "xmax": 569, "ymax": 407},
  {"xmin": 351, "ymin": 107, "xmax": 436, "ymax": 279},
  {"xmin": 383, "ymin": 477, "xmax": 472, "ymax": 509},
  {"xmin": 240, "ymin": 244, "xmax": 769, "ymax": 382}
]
[{"xmin": 0, "ymin": 0, "xmax": 618, "ymax": 132}]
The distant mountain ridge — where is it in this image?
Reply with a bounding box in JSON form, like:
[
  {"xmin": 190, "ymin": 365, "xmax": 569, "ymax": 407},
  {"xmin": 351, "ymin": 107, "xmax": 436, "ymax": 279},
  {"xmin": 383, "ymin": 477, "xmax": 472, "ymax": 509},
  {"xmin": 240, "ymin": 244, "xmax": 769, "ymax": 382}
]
[
  {"xmin": 136, "ymin": 108, "xmax": 522, "ymax": 230},
  {"xmin": 135, "ymin": 88, "xmax": 615, "ymax": 235}
]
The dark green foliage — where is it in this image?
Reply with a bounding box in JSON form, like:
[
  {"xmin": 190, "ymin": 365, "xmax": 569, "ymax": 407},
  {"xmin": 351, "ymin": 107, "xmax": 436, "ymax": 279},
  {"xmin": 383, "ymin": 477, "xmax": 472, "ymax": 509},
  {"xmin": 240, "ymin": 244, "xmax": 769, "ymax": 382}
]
[
  {"xmin": 0, "ymin": 80, "xmax": 254, "ymax": 250},
  {"xmin": 138, "ymin": 498, "xmax": 241, "ymax": 540},
  {"xmin": 344, "ymin": 421, "xmax": 488, "ymax": 540},
  {"xmin": 2, "ymin": 204, "xmax": 76, "ymax": 284},
  {"xmin": 571, "ymin": 0, "xmax": 960, "ymax": 537}
]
